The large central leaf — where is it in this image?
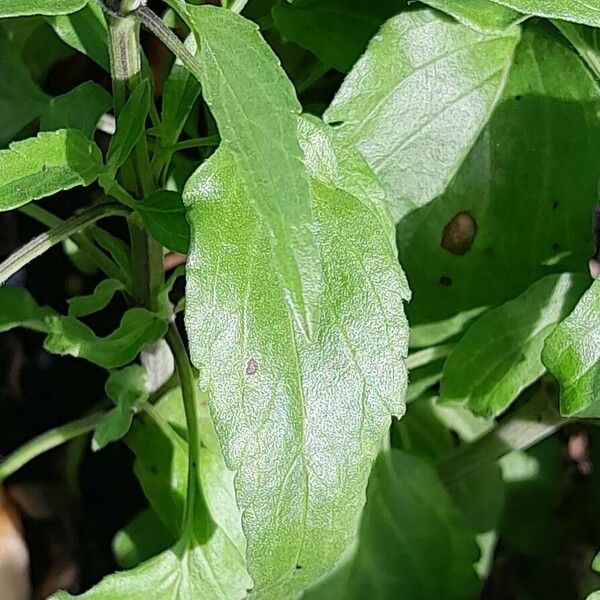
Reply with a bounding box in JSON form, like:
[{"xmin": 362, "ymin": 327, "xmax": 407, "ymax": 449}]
[
  {"xmin": 184, "ymin": 118, "xmax": 410, "ymax": 599},
  {"xmin": 187, "ymin": 6, "xmax": 321, "ymax": 334}
]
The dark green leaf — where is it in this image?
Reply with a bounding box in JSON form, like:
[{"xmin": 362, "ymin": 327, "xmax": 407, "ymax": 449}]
[
  {"xmin": 0, "ymin": 129, "xmax": 104, "ymax": 212},
  {"xmin": 542, "ymin": 279, "xmax": 600, "ymax": 417},
  {"xmin": 93, "ymin": 365, "xmax": 150, "ymax": 451},
  {"xmin": 184, "ymin": 117, "xmax": 410, "ymax": 598},
  {"xmin": 187, "ymin": 5, "xmax": 322, "ymax": 333},
  {"xmin": 554, "ymin": 20, "xmax": 600, "ymax": 82},
  {"xmin": 106, "ymin": 79, "xmax": 151, "ymax": 175},
  {"xmin": 441, "ymin": 274, "xmax": 589, "ymax": 418},
  {"xmin": 272, "ymin": 0, "xmax": 407, "ymax": 72},
  {"xmin": 324, "ymin": 9, "xmax": 520, "ymax": 222},
  {"xmin": 68, "ymin": 278, "xmax": 125, "ymax": 318},
  {"xmin": 0, "ymin": 286, "xmax": 56, "ymax": 333},
  {"xmin": 137, "ymin": 190, "xmax": 189, "ymax": 254},
  {"xmin": 0, "ymin": 0, "xmax": 86, "ymax": 18},
  {"xmin": 421, "ymin": 0, "xmax": 521, "ymax": 32},
  {"xmin": 46, "ymin": 1, "xmax": 110, "ymax": 70},
  {"xmin": 92, "ymin": 227, "xmax": 133, "ymax": 287},
  {"xmin": 41, "ymin": 81, "xmax": 112, "ymax": 138},
  {"xmin": 0, "ymin": 23, "xmax": 49, "ymax": 144},
  {"xmin": 397, "ymin": 22, "xmax": 600, "ymax": 334},
  {"xmin": 43, "ymin": 308, "xmax": 167, "ymax": 369}
]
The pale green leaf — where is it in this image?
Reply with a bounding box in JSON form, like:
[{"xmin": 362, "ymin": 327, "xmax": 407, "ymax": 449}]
[
  {"xmin": 137, "ymin": 190, "xmax": 189, "ymax": 254},
  {"xmin": 491, "ymin": 0, "xmax": 600, "ymax": 27},
  {"xmin": 0, "ymin": 0, "xmax": 85, "ymax": 17},
  {"xmin": 441, "ymin": 274, "xmax": 589, "ymax": 418},
  {"xmin": 0, "ymin": 286, "xmax": 56, "ymax": 333},
  {"xmin": 272, "ymin": 0, "xmax": 408, "ymax": 72},
  {"xmin": 303, "ymin": 450, "xmax": 480, "ymax": 600},
  {"xmin": 43, "ymin": 309, "xmax": 167, "ymax": 369},
  {"xmin": 0, "ymin": 24, "xmax": 49, "ymax": 144},
  {"xmin": 68, "ymin": 279, "xmax": 125, "ymax": 318},
  {"xmin": 0, "ymin": 129, "xmax": 104, "ymax": 212},
  {"xmin": 41, "ymin": 81, "xmax": 112, "ymax": 137},
  {"xmin": 324, "ymin": 9, "xmax": 520, "ymax": 222},
  {"xmin": 184, "ymin": 117, "xmax": 410, "ymax": 599},
  {"xmin": 46, "ymin": 1, "xmax": 110, "ymax": 70},
  {"xmin": 107, "ymin": 79, "xmax": 151, "ymax": 175},
  {"xmin": 93, "ymin": 365, "xmax": 150, "ymax": 451},
  {"xmin": 187, "ymin": 5, "xmax": 322, "ymax": 334},
  {"xmin": 397, "ymin": 22, "xmax": 600, "ymax": 334},
  {"xmin": 542, "ymin": 279, "xmax": 600, "ymax": 417},
  {"xmin": 421, "ymin": 0, "xmax": 522, "ymax": 33}
]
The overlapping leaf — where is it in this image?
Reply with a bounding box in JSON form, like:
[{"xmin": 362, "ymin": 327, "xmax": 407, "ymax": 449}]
[
  {"xmin": 422, "ymin": 0, "xmax": 521, "ymax": 32},
  {"xmin": 184, "ymin": 116, "xmax": 410, "ymax": 599},
  {"xmin": 491, "ymin": 0, "xmax": 600, "ymax": 27},
  {"xmin": 0, "ymin": 0, "xmax": 86, "ymax": 18},
  {"xmin": 0, "ymin": 286, "xmax": 56, "ymax": 333},
  {"xmin": 324, "ymin": 8, "xmax": 520, "ymax": 222}
]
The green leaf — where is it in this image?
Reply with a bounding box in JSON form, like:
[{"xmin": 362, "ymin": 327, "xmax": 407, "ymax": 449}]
[
  {"xmin": 397, "ymin": 21, "xmax": 600, "ymax": 333},
  {"xmin": 46, "ymin": 1, "xmax": 110, "ymax": 70},
  {"xmin": 184, "ymin": 117, "xmax": 410, "ymax": 598},
  {"xmin": 324, "ymin": 9, "xmax": 520, "ymax": 222},
  {"xmin": 41, "ymin": 81, "xmax": 112, "ymax": 138},
  {"xmin": 303, "ymin": 450, "xmax": 480, "ymax": 600},
  {"xmin": 137, "ymin": 190, "xmax": 189, "ymax": 254},
  {"xmin": 554, "ymin": 20, "xmax": 600, "ymax": 81},
  {"xmin": 0, "ymin": 0, "xmax": 86, "ymax": 18},
  {"xmin": 68, "ymin": 279, "xmax": 125, "ymax": 318},
  {"xmin": 92, "ymin": 227, "xmax": 133, "ymax": 288},
  {"xmin": 187, "ymin": 5, "xmax": 322, "ymax": 334},
  {"xmin": 441, "ymin": 274, "xmax": 589, "ymax": 418},
  {"xmin": 106, "ymin": 79, "xmax": 151, "ymax": 175},
  {"xmin": 0, "ymin": 23, "xmax": 49, "ymax": 144},
  {"xmin": 272, "ymin": 0, "xmax": 407, "ymax": 72},
  {"xmin": 0, "ymin": 129, "xmax": 104, "ymax": 212},
  {"xmin": 542, "ymin": 279, "xmax": 600, "ymax": 417},
  {"xmin": 421, "ymin": 0, "xmax": 522, "ymax": 33},
  {"xmin": 112, "ymin": 508, "xmax": 174, "ymax": 570},
  {"xmin": 53, "ymin": 387, "xmax": 252, "ymax": 599},
  {"xmin": 0, "ymin": 286, "xmax": 56, "ymax": 333},
  {"xmin": 43, "ymin": 308, "xmax": 167, "ymax": 369},
  {"xmin": 491, "ymin": 0, "xmax": 600, "ymax": 27},
  {"xmin": 93, "ymin": 365, "xmax": 150, "ymax": 451}
]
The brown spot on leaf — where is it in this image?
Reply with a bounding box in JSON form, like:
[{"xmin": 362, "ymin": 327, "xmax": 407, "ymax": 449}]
[
  {"xmin": 440, "ymin": 276, "xmax": 452, "ymax": 287},
  {"xmin": 483, "ymin": 247, "xmax": 493, "ymax": 258},
  {"xmin": 441, "ymin": 212, "xmax": 477, "ymax": 256},
  {"xmin": 246, "ymin": 358, "xmax": 258, "ymax": 376}
]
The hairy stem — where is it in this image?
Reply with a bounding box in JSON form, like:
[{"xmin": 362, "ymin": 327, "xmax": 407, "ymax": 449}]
[
  {"xmin": 437, "ymin": 384, "xmax": 564, "ymax": 485},
  {"xmin": 0, "ymin": 203, "xmax": 127, "ymax": 286},
  {"xmin": 0, "ymin": 413, "xmax": 104, "ymax": 484},
  {"xmin": 166, "ymin": 323, "xmax": 203, "ymax": 535}
]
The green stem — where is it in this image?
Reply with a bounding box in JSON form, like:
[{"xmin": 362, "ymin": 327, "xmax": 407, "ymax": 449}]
[
  {"xmin": 167, "ymin": 136, "xmax": 220, "ymax": 152},
  {"xmin": 0, "ymin": 203, "xmax": 127, "ymax": 286},
  {"xmin": 166, "ymin": 323, "xmax": 202, "ymax": 535},
  {"xmin": 18, "ymin": 204, "xmax": 125, "ymax": 282},
  {"xmin": 405, "ymin": 344, "xmax": 454, "ymax": 371},
  {"xmin": 437, "ymin": 385, "xmax": 564, "ymax": 485},
  {"xmin": 108, "ymin": 11, "xmax": 163, "ymax": 311},
  {"xmin": 0, "ymin": 412, "xmax": 103, "ymax": 484}
]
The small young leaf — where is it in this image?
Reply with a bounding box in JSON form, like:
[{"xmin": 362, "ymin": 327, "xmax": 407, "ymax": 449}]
[
  {"xmin": 324, "ymin": 9, "xmax": 520, "ymax": 222},
  {"xmin": 46, "ymin": 2, "xmax": 110, "ymax": 70},
  {"xmin": 184, "ymin": 118, "xmax": 410, "ymax": 598},
  {"xmin": 0, "ymin": 24, "xmax": 50, "ymax": 144},
  {"xmin": 68, "ymin": 279, "xmax": 125, "ymax": 317},
  {"xmin": 41, "ymin": 81, "xmax": 112, "ymax": 138},
  {"xmin": 441, "ymin": 274, "xmax": 588, "ymax": 418},
  {"xmin": 187, "ymin": 6, "xmax": 322, "ymax": 334},
  {"xmin": 272, "ymin": 0, "xmax": 407, "ymax": 72},
  {"xmin": 93, "ymin": 365, "xmax": 150, "ymax": 451},
  {"xmin": 136, "ymin": 190, "xmax": 189, "ymax": 254},
  {"xmin": 0, "ymin": 286, "xmax": 56, "ymax": 333},
  {"xmin": 0, "ymin": 0, "xmax": 86, "ymax": 18},
  {"xmin": 421, "ymin": 0, "xmax": 522, "ymax": 33},
  {"xmin": 542, "ymin": 279, "xmax": 600, "ymax": 417},
  {"xmin": 0, "ymin": 129, "xmax": 104, "ymax": 212},
  {"xmin": 44, "ymin": 309, "xmax": 167, "ymax": 369},
  {"xmin": 92, "ymin": 227, "xmax": 133, "ymax": 287},
  {"xmin": 491, "ymin": 0, "xmax": 600, "ymax": 28},
  {"xmin": 106, "ymin": 79, "xmax": 151, "ymax": 175}
]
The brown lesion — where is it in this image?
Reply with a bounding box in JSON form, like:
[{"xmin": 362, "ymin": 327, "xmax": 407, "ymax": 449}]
[
  {"xmin": 245, "ymin": 358, "xmax": 258, "ymax": 376},
  {"xmin": 441, "ymin": 212, "xmax": 478, "ymax": 256}
]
